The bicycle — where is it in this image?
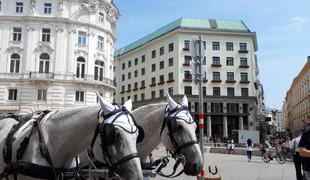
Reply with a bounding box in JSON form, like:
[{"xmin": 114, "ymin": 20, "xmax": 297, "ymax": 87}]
[
  {"xmin": 281, "ymin": 147, "xmax": 293, "ymax": 162},
  {"xmin": 261, "ymin": 148, "xmax": 286, "ymax": 164}
]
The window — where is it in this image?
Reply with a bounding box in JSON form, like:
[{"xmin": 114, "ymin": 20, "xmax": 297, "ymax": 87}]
[
  {"xmin": 122, "ymin": 74, "xmax": 125, "ymax": 81},
  {"xmin": 160, "ymin": 47, "xmax": 164, "ymax": 55},
  {"xmin": 203, "ymin": 41, "xmax": 206, "ymax": 50},
  {"xmin": 212, "ymin": 57, "xmax": 220, "ymax": 65},
  {"xmin": 241, "ymin": 73, "xmax": 248, "ymax": 81},
  {"xmin": 97, "ymin": 36, "xmax": 104, "ymax": 49},
  {"xmin": 134, "ymin": 70, "xmax": 138, "ymax": 77},
  {"xmin": 127, "ymin": 84, "xmax": 131, "ymax": 91},
  {"xmin": 184, "ymin": 86, "xmax": 192, "ymax": 95},
  {"xmin": 122, "ymin": 63, "xmax": 125, "ymax": 70},
  {"xmin": 94, "ymin": 60, "xmax": 104, "ymax": 81},
  {"xmin": 213, "ymin": 72, "xmax": 220, "ymax": 80},
  {"xmin": 38, "ymin": 90, "xmax": 47, "ymax": 101},
  {"xmin": 44, "ymin": 3, "xmax": 52, "ymax": 14},
  {"xmin": 10, "ymin": 54, "xmax": 20, "ymax": 73},
  {"xmin": 203, "ymin": 87, "xmax": 206, "ymax": 96},
  {"xmin": 159, "ymin": 89, "xmax": 164, "ymax": 98},
  {"xmin": 184, "ymin": 40, "xmax": 190, "ymax": 50},
  {"xmin": 213, "ymin": 87, "xmax": 221, "ymax": 96},
  {"xmin": 227, "ymin": 87, "xmax": 235, "ymax": 97},
  {"xmin": 226, "ymin": 42, "xmax": 233, "ymax": 51},
  {"xmin": 184, "ymin": 71, "xmax": 192, "ymax": 79},
  {"xmin": 8, "ymin": 89, "xmax": 18, "ymax": 100},
  {"xmin": 226, "ymin": 57, "xmax": 234, "ymax": 66},
  {"xmin": 227, "ymin": 72, "xmax": 234, "ymax": 81},
  {"xmin": 121, "ymin": 97, "xmax": 124, "ymax": 104},
  {"xmin": 151, "ymin": 64, "xmax": 156, "ymax": 72},
  {"xmin": 151, "ymin": 91, "xmax": 156, "ymax": 99},
  {"xmin": 128, "ymin": 61, "xmax": 131, "ymax": 68},
  {"xmin": 212, "ymin": 42, "xmax": 220, "ymax": 50},
  {"xmin": 243, "ymin": 103, "xmax": 249, "ymax": 113},
  {"xmin": 141, "ymin": 93, "xmax": 145, "ymax": 100},
  {"xmin": 75, "ymin": 91, "xmax": 84, "ymax": 102},
  {"xmin": 168, "ymin": 87, "xmax": 173, "ymax": 95},
  {"xmin": 121, "ymin": 86, "xmax": 125, "ymax": 92},
  {"xmin": 151, "ymin": 77, "xmax": 156, "ymax": 85},
  {"xmin": 169, "ymin": 58, "xmax": 173, "ymax": 67},
  {"xmin": 240, "ymin": 43, "xmax": 247, "ymax": 51},
  {"xmin": 134, "ymin": 58, "xmax": 138, "ymax": 65},
  {"xmin": 141, "ymin": 80, "xmax": 145, "ymax": 87},
  {"xmin": 159, "ymin": 75, "xmax": 164, "ymax": 83},
  {"xmin": 184, "ymin": 56, "xmax": 191, "ymax": 64},
  {"xmin": 134, "ymin": 82, "xmax": 138, "ymax": 89},
  {"xmin": 240, "ymin": 58, "xmax": 248, "ymax": 66},
  {"xmin": 152, "ymin": 50, "xmax": 156, "ymax": 58},
  {"xmin": 78, "ymin": 31, "xmax": 86, "ymax": 45},
  {"xmin": 168, "ymin": 72, "xmax": 173, "ymax": 80},
  {"xmin": 133, "ymin": 95, "xmax": 137, "ymax": 102},
  {"xmin": 168, "ymin": 43, "xmax": 174, "ymax": 52},
  {"xmin": 160, "ymin": 61, "xmax": 164, "ymax": 69},
  {"xmin": 0, "ymin": 2, "xmax": 2, "ymax": 12},
  {"xmin": 202, "ymin": 57, "xmax": 206, "ymax": 65},
  {"xmin": 128, "ymin": 72, "xmax": 131, "ymax": 80},
  {"xmin": 141, "ymin": 55, "xmax": 145, "ymax": 63},
  {"xmin": 16, "ymin": 2, "xmax": 23, "ymax": 13},
  {"xmin": 39, "ymin": 53, "xmax": 50, "ymax": 73},
  {"xmin": 76, "ymin": 57, "xmax": 85, "ymax": 78},
  {"xmin": 13, "ymin": 27, "xmax": 22, "ymax": 41},
  {"xmin": 141, "ymin": 68, "xmax": 145, "ymax": 75},
  {"xmin": 42, "ymin": 28, "xmax": 51, "ymax": 42},
  {"xmin": 241, "ymin": 88, "xmax": 249, "ymax": 97},
  {"xmin": 98, "ymin": 12, "xmax": 104, "ymax": 23}
]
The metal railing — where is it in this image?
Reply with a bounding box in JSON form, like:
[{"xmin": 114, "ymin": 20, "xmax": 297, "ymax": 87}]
[{"xmin": 29, "ymin": 72, "xmax": 55, "ymax": 79}]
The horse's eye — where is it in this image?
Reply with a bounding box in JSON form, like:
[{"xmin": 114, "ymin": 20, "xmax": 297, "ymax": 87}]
[{"xmin": 177, "ymin": 124, "xmax": 183, "ymax": 130}]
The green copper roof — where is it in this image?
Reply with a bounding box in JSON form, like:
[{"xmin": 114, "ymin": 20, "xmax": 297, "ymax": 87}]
[{"xmin": 115, "ymin": 18, "xmax": 251, "ymax": 57}]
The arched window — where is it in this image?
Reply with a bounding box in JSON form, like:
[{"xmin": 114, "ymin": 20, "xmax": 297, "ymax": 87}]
[
  {"xmin": 94, "ymin": 60, "xmax": 104, "ymax": 81},
  {"xmin": 76, "ymin": 57, "xmax": 85, "ymax": 78},
  {"xmin": 10, "ymin": 54, "xmax": 20, "ymax": 73},
  {"xmin": 39, "ymin": 53, "xmax": 50, "ymax": 73}
]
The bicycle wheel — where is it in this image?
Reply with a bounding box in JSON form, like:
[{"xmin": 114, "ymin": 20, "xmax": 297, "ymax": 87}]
[
  {"xmin": 276, "ymin": 154, "xmax": 286, "ymax": 164},
  {"xmin": 261, "ymin": 152, "xmax": 270, "ymax": 163}
]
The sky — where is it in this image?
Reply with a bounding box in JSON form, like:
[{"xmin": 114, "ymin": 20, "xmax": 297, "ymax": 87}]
[{"xmin": 113, "ymin": 0, "xmax": 310, "ymax": 110}]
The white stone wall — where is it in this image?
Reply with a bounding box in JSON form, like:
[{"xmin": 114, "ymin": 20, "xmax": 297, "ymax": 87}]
[{"xmin": 0, "ymin": 0, "xmax": 119, "ymax": 113}]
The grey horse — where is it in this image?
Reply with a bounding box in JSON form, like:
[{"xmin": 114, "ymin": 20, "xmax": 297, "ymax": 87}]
[
  {"xmin": 133, "ymin": 93, "xmax": 203, "ymax": 176},
  {"xmin": 0, "ymin": 93, "xmax": 143, "ymax": 180}
]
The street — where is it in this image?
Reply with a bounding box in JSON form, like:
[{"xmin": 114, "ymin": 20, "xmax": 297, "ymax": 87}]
[{"xmin": 151, "ymin": 146, "xmax": 295, "ymax": 180}]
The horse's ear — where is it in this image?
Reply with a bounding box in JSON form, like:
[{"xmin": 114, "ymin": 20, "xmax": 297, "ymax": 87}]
[
  {"xmin": 123, "ymin": 99, "xmax": 132, "ymax": 112},
  {"xmin": 166, "ymin": 91, "xmax": 178, "ymax": 110},
  {"xmin": 95, "ymin": 91, "xmax": 115, "ymax": 114},
  {"xmin": 180, "ymin": 95, "xmax": 188, "ymax": 108}
]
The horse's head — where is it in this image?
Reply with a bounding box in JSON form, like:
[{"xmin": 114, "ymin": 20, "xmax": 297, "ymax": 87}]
[
  {"xmin": 94, "ymin": 92, "xmax": 144, "ymax": 180},
  {"xmin": 161, "ymin": 92, "xmax": 203, "ymax": 176}
]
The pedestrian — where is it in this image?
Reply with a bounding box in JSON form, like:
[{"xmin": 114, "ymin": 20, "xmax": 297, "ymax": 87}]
[
  {"xmin": 230, "ymin": 139, "xmax": 235, "ymax": 154},
  {"xmin": 299, "ymin": 115, "xmax": 310, "ymax": 180},
  {"xmin": 291, "ymin": 133, "xmax": 303, "ymax": 180},
  {"xmin": 246, "ymin": 138, "xmax": 254, "ymax": 162}
]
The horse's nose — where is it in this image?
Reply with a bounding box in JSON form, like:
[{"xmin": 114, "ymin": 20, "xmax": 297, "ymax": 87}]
[{"xmin": 192, "ymin": 163, "xmax": 202, "ymax": 175}]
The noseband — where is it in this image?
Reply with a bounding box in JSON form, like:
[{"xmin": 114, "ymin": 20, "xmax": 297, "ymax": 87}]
[
  {"xmin": 88, "ymin": 105, "xmax": 142, "ymax": 175},
  {"xmin": 160, "ymin": 105, "xmax": 199, "ymax": 158}
]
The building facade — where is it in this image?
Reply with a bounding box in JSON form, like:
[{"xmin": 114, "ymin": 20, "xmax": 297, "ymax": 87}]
[
  {"xmin": 0, "ymin": 0, "xmax": 119, "ymax": 114},
  {"xmin": 115, "ymin": 18, "xmax": 261, "ymax": 139},
  {"xmin": 284, "ymin": 57, "xmax": 310, "ymax": 136}
]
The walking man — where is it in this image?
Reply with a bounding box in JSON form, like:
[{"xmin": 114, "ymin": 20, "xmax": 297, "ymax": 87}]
[
  {"xmin": 299, "ymin": 115, "xmax": 310, "ymax": 180},
  {"xmin": 291, "ymin": 133, "xmax": 302, "ymax": 180}
]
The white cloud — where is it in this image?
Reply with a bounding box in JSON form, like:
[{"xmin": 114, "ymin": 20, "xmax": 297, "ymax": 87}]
[{"xmin": 277, "ymin": 16, "xmax": 308, "ymax": 31}]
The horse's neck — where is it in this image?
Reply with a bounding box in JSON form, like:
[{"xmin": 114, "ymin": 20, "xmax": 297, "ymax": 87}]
[
  {"xmin": 23, "ymin": 106, "xmax": 100, "ymax": 167},
  {"xmin": 134, "ymin": 104, "xmax": 166, "ymax": 161}
]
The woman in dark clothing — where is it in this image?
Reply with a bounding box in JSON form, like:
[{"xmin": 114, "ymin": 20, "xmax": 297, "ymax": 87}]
[{"xmin": 246, "ymin": 138, "xmax": 254, "ymax": 162}]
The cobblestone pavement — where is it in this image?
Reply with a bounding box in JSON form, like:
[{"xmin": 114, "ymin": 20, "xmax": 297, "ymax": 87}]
[{"xmin": 150, "ymin": 146, "xmax": 295, "ymax": 180}]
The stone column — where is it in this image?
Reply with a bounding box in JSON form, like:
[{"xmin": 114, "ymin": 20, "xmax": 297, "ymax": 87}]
[
  {"xmin": 223, "ymin": 116, "xmax": 228, "ymax": 138},
  {"xmin": 207, "ymin": 116, "xmax": 212, "ymax": 137},
  {"xmin": 239, "ymin": 116, "xmax": 244, "ymax": 130}
]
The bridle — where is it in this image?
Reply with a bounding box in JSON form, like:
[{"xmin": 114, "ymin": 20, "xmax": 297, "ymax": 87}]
[
  {"xmin": 88, "ymin": 105, "xmax": 144, "ymax": 177},
  {"xmin": 158, "ymin": 105, "xmax": 199, "ymax": 177}
]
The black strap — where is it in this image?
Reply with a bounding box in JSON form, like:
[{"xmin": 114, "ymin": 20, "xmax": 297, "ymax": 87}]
[
  {"xmin": 113, "ymin": 153, "xmax": 139, "ymax": 168},
  {"xmin": 158, "ymin": 158, "xmax": 184, "ymax": 178}
]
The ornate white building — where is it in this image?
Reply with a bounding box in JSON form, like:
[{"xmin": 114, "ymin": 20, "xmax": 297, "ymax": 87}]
[{"xmin": 0, "ymin": 0, "xmax": 119, "ymax": 114}]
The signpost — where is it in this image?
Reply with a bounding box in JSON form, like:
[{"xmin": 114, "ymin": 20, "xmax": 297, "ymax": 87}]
[{"xmin": 190, "ymin": 35, "xmax": 205, "ymax": 178}]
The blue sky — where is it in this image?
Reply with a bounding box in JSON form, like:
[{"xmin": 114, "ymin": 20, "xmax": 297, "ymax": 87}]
[{"xmin": 113, "ymin": 0, "xmax": 310, "ymax": 109}]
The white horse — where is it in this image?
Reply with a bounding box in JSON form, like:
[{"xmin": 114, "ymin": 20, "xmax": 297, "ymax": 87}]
[
  {"xmin": 0, "ymin": 93, "xmax": 143, "ymax": 180},
  {"xmin": 133, "ymin": 93, "xmax": 203, "ymax": 176}
]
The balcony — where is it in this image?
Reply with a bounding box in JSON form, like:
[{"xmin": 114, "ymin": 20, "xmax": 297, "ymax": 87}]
[
  {"xmin": 120, "ymin": 91, "xmax": 125, "ymax": 94},
  {"xmin": 226, "ymin": 80, "xmax": 236, "ymax": 83},
  {"xmin": 238, "ymin": 50, "xmax": 248, "ymax": 53},
  {"xmin": 157, "ymin": 81, "xmax": 165, "ymax": 85},
  {"xmin": 140, "ymin": 86, "xmax": 146, "ymax": 89},
  {"xmin": 211, "ymin": 64, "xmax": 222, "ymax": 67},
  {"xmin": 203, "ymin": 78, "xmax": 208, "ymax": 83},
  {"xmin": 239, "ymin": 65, "xmax": 249, "ymax": 68},
  {"xmin": 29, "ymin": 72, "xmax": 54, "ymax": 80},
  {"xmin": 183, "ymin": 47, "xmax": 189, "ymax": 51},
  {"xmin": 0, "ymin": 73, "xmax": 28, "ymax": 80},
  {"xmin": 149, "ymin": 83, "xmax": 156, "ymax": 87},
  {"xmin": 183, "ymin": 62, "xmax": 190, "ymax": 66},
  {"xmin": 133, "ymin": 88, "xmax": 138, "ymax": 91},
  {"xmin": 240, "ymin": 80, "xmax": 250, "ymax": 84},
  {"xmin": 183, "ymin": 77, "xmax": 192, "ymax": 82},
  {"xmin": 211, "ymin": 80, "xmax": 222, "ymax": 83},
  {"xmin": 167, "ymin": 79, "xmax": 175, "ymax": 83},
  {"xmin": 126, "ymin": 89, "xmax": 131, "ymax": 92},
  {"xmin": 254, "ymin": 81, "xmax": 259, "ymax": 89}
]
